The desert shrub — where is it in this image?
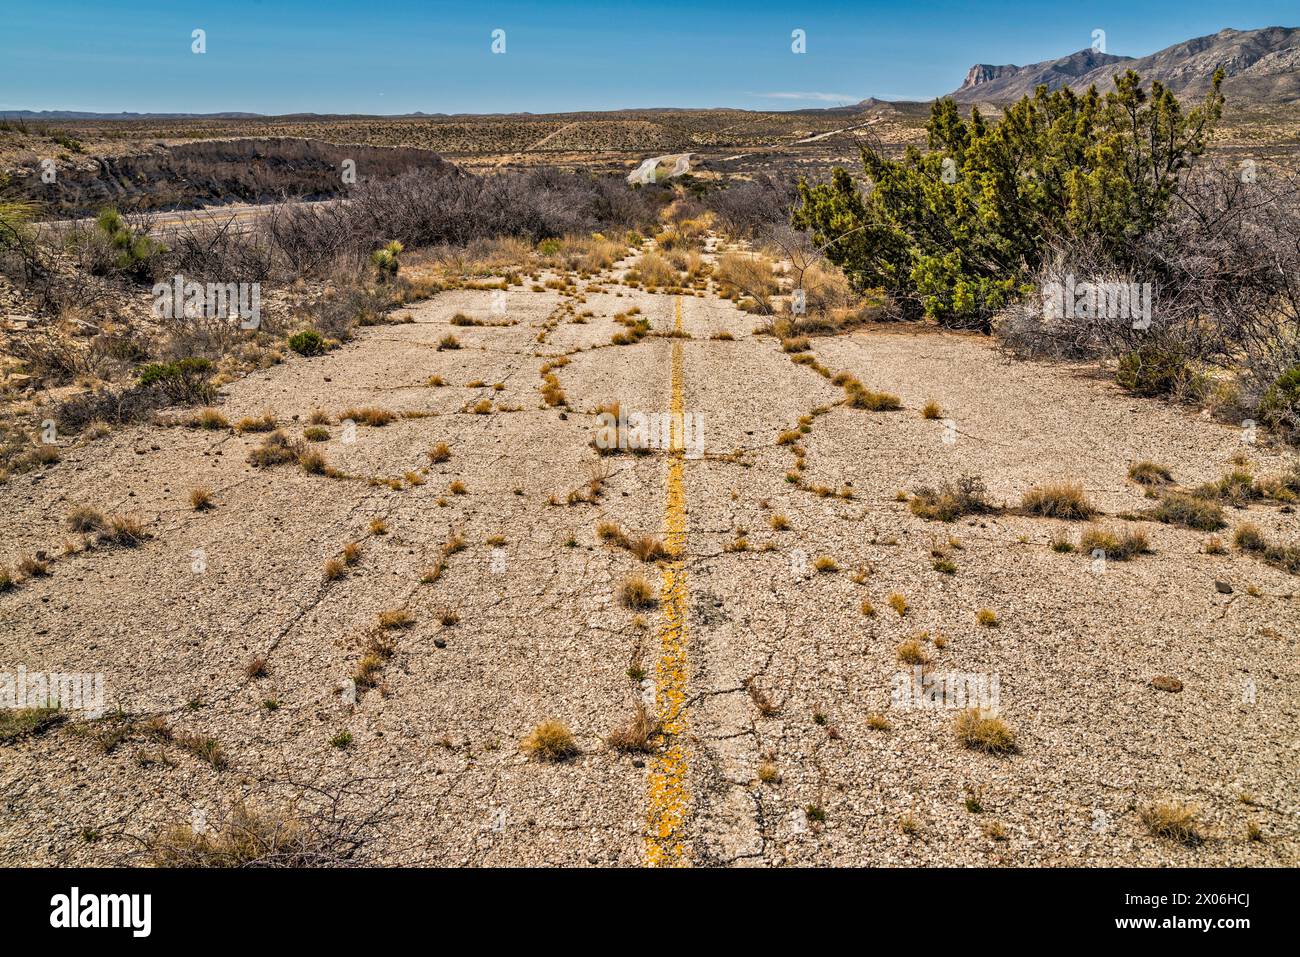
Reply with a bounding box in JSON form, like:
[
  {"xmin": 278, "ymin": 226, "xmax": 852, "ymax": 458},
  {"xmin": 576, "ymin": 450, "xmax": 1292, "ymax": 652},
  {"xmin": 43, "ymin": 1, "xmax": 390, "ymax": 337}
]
[
  {"xmin": 1258, "ymin": 363, "xmax": 1300, "ymax": 437},
  {"xmin": 795, "ymin": 72, "xmax": 1225, "ymax": 328},
  {"xmin": 1115, "ymin": 344, "xmax": 1194, "ymax": 397},
  {"xmin": 287, "ymin": 329, "xmax": 327, "ymax": 356},
  {"xmin": 707, "ymin": 174, "xmax": 799, "ymax": 239},
  {"xmin": 77, "ymin": 208, "xmax": 167, "ymax": 283},
  {"xmin": 135, "ymin": 357, "xmax": 215, "ymax": 402}
]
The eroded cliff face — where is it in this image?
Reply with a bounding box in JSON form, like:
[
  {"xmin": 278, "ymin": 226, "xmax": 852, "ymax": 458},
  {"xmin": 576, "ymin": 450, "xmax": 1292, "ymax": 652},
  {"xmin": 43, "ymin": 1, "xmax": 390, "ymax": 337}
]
[
  {"xmin": 7, "ymin": 138, "xmax": 459, "ymax": 218},
  {"xmin": 959, "ymin": 63, "xmax": 1022, "ymax": 91}
]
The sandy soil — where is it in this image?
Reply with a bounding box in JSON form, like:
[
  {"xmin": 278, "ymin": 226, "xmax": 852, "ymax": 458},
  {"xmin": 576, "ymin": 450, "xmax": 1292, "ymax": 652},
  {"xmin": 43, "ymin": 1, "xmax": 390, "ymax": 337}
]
[{"xmin": 1, "ymin": 254, "xmax": 1296, "ymax": 867}]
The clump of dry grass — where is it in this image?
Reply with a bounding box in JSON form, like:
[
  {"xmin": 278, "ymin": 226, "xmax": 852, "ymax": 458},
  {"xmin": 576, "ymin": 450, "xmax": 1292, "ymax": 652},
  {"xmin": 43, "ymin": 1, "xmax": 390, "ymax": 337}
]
[
  {"xmin": 377, "ymin": 608, "xmax": 414, "ymax": 630},
  {"xmin": 191, "ymin": 407, "xmax": 230, "ymax": 430},
  {"xmin": 757, "ymin": 761, "xmax": 780, "ymax": 783},
  {"xmin": 99, "ymin": 514, "xmax": 146, "ymax": 547},
  {"xmin": 951, "ymin": 712, "xmax": 1019, "ymax": 754},
  {"xmin": 323, "ymin": 558, "xmax": 346, "ymax": 581},
  {"xmin": 975, "ymin": 608, "xmax": 1000, "ymax": 627},
  {"xmin": 896, "ymin": 639, "xmax": 930, "ymax": 665},
  {"xmin": 369, "ymin": 518, "xmax": 387, "ymax": 535},
  {"xmin": 1140, "ymin": 802, "xmax": 1202, "ymax": 845},
  {"xmin": 1128, "ymin": 461, "xmax": 1173, "ymax": 485},
  {"xmin": 247, "ymin": 430, "xmax": 301, "ymax": 468},
  {"xmin": 17, "ymin": 554, "xmax": 49, "ymax": 577},
  {"xmin": 744, "ymin": 678, "xmax": 778, "ymax": 716},
  {"xmin": 244, "ymin": 657, "xmax": 268, "ymax": 680},
  {"xmin": 1021, "ymin": 482, "xmax": 1097, "ymax": 520},
  {"xmin": 1079, "ymin": 525, "xmax": 1152, "ymax": 560},
  {"xmin": 234, "ymin": 412, "xmax": 278, "ymax": 434},
  {"xmin": 887, "ymin": 593, "xmax": 908, "ymax": 616},
  {"xmin": 1150, "ymin": 492, "xmax": 1225, "ymax": 531},
  {"xmin": 1233, "ymin": 522, "xmax": 1268, "ymax": 552},
  {"xmin": 149, "ymin": 802, "xmax": 327, "ymax": 867},
  {"xmin": 66, "ymin": 505, "xmax": 105, "ymax": 533},
  {"xmin": 607, "ymin": 702, "xmax": 660, "ymax": 753},
  {"xmin": 173, "ymin": 730, "xmax": 229, "ymax": 769},
  {"xmin": 866, "ymin": 713, "xmax": 890, "ymax": 731},
  {"xmin": 954, "ymin": 709, "xmax": 1016, "ymax": 754},
  {"xmin": 522, "ymin": 720, "xmax": 579, "ymax": 761},
  {"xmin": 619, "ymin": 574, "xmax": 658, "ymax": 609},
  {"xmin": 844, "ymin": 382, "xmax": 902, "ymax": 411},
  {"xmin": 437, "ymin": 334, "xmax": 461, "ymax": 351},
  {"xmin": 429, "ymin": 442, "xmax": 451, "ymax": 464},
  {"xmin": 813, "ymin": 555, "xmax": 838, "ymax": 573},
  {"xmin": 339, "ymin": 407, "xmax": 396, "ymax": 428},
  {"xmin": 189, "ymin": 486, "xmax": 214, "ymax": 511},
  {"xmin": 629, "ymin": 536, "xmax": 669, "ymax": 562},
  {"xmin": 921, "ymin": 400, "xmax": 943, "ymax": 419},
  {"xmin": 769, "ymin": 513, "xmax": 790, "ymax": 531},
  {"xmin": 909, "ymin": 475, "xmax": 992, "ymax": 522}
]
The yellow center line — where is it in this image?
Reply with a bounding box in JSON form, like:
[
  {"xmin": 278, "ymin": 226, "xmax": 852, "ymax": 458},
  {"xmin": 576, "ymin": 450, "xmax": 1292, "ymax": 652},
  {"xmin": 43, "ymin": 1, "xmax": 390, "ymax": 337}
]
[{"xmin": 646, "ymin": 296, "xmax": 691, "ymax": 867}]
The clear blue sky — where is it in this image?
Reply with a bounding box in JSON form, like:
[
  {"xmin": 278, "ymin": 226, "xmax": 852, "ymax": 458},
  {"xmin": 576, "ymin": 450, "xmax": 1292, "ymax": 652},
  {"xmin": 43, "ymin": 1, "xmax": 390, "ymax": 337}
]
[{"xmin": 2, "ymin": 1, "xmax": 1296, "ymax": 114}]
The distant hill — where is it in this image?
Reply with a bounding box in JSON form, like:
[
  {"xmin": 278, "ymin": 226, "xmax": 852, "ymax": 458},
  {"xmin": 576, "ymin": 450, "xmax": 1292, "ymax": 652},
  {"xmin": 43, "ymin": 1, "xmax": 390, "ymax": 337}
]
[{"xmin": 950, "ymin": 26, "xmax": 1300, "ymax": 103}]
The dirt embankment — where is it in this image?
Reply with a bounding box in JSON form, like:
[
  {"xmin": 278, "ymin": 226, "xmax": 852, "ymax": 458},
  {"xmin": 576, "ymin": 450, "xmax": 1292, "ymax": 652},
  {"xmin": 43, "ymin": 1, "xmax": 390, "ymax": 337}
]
[{"xmin": 5, "ymin": 138, "xmax": 461, "ymax": 219}]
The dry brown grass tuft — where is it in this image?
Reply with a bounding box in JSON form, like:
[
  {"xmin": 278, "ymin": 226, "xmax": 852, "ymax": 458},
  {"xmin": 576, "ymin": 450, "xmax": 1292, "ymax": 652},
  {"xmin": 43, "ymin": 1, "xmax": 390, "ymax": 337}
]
[
  {"xmin": 191, "ymin": 407, "xmax": 230, "ymax": 430},
  {"xmin": 619, "ymin": 574, "xmax": 657, "ymax": 609},
  {"xmin": 896, "ymin": 639, "xmax": 930, "ymax": 665},
  {"xmin": 377, "ymin": 608, "xmax": 414, "ymax": 630},
  {"xmin": 629, "ymin": 535, "xmax": 669, "ymax": 562},
  {"xmin": 429, "ymin": 442, "xmax": 451, "ymax": 464},
  {"xmin": 607, "ymin": 702, "xmax": 661, "ymax": 753},
  {"xmin": 323, "ymin": 558, "xmax": 346, "ymax": 581},
  {"xmin": 909, "ymin": 475, "xmax": 992, "ymax": 522},
  {"xmin": 99, "ymin": 514, "xmax": 146, "ymax": 547},
  {"xmin": 339, "ymin": 406, "xmax": 396, "ymax": 427},
  {"xmin": 189, "ymin": 486, "xmax": 214, "ymax": 511},
  {"xmin": 234, "ymin": 412, "xmax": 278, "ymax": 434},
  {"xmin": 148, "ymin": 802, "xmax": 335, "ymax": 867},
  {"xmin": 1079, "ymin": 525, "xmax": 1152, "ymax": 560},
  {"xmin": 921, "ymin": 399, "xmax": 943, "ymax": 419},
  {"xmin": 1128, "ymin": 461, "xmax": 1174, "ymax": 485},
  {"xmin": 1140, "ymin": 803, "xmax": 1202, "ymax": 845},
  {"xmin": 522, "ymin": 720, "xmax": 579, "ymax": 761},
  {"xmin": 954, "ymin": 709, "xmax": 1016, "ymax": 754},
  {"xmin": 1021, "ymin": 482, "xmax": 1097, "ymax": 520},
  {"xmin": 66, "ymin": 505, "xmax": 105, "ymax": 533}
]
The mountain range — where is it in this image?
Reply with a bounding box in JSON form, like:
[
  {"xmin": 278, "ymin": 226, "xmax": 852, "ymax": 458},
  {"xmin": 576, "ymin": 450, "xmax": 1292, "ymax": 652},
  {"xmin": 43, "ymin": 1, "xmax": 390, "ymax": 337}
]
[{"xmin": 951, "ymin": 26, "xmax": 1300, "ymax": 103}]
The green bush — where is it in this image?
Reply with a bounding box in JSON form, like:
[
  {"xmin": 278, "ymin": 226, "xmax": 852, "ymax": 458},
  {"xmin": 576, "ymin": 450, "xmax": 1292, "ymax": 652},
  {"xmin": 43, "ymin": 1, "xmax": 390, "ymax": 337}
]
[
  {"xmin": 90, "ymin": 207, "xmax": 166, "ymax": 282},
  {"xmin": 287, "ymin": 330, "xmax": 327, "ymax": 356},
  {"xmin": 1116, "ymin": 344, "xmax": 1191, "ymax": 397},
  {"xmin": 793, "ymin": 71, "xmax": 1224, "ymax": 328},
  {"xmin": 370, "ymin": 240, "xmax": 403, "ymax": 279},
  {"xmin": 136, "ymin": 357, "xmax": 214, "ymax": 403},
  {"xmin": 1259, "ymin": 363, "xmax": 1300, "ymax": 433}
]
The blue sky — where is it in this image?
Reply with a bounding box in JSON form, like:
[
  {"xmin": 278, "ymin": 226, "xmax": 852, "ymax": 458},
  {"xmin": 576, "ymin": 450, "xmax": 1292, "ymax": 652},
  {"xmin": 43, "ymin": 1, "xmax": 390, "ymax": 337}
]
[{"xmin": 2, "ymin": 1, "xmax": 1296, "ymax": 114}]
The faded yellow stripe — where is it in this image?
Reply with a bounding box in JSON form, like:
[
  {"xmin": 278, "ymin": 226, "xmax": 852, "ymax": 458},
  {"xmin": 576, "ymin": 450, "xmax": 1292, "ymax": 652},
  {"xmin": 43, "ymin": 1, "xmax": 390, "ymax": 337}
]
[{"xmin": 646, "ymin": 296, "xmax": 691, "ymax": 867}]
